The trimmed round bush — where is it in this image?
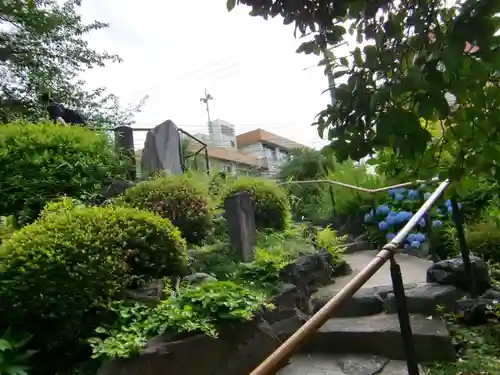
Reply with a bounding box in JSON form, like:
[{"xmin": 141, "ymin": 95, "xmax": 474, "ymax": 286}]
[
  {"xmin": 225, "ymin": 177, "xmax": 291, "ymax": 231},
  {"xmin": 0, "ymin": 204, "xmax": 187, "ymax": 356},
  {"xmin": 0, "ymin": 121, "xmax": 126, "ymax": 224},
  {"xmin": 114, "ymin": 174, "xmax": 213, "ymax": 245}
]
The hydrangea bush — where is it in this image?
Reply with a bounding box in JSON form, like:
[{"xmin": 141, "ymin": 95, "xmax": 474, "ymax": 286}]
[{"xmin": 364, "ymin": 186, "xmax": 460, "ymax": 250}]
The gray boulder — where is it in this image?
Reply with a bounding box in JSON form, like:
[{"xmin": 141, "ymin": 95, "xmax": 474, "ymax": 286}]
[
  {"xmin": 98, "ymin": 319, "xmax": 281, "ymax": 375},
  {"xmin": 426, "ymin": 256, "xmax": 490, "ymax": 294},
  {"xmin": 280, "ymin": 250, "xmax": 337, "ymax": 296},
  {"xmin": 183, "ymin": 272, "xmax": 217, "ymax": 285}
]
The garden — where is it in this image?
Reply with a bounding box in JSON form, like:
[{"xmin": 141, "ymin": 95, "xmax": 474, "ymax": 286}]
[
  {"xmin": 0, "ymin": 121, "xmax": 350, "ymax": 375},
  {"xmin": 2, "ymin": 121, "xmax": 500, "ymax": 375}
]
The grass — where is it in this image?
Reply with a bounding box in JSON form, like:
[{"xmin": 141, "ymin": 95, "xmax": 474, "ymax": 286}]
[{"xmin": 425, "ymin": 323, "xmax": 500, "ymax": 375}]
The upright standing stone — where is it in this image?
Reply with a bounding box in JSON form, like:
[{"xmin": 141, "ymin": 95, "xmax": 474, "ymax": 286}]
[
  {"xmin": 141, "ymin": 120, "xmax": 183, "ymax": 177},
  {"xmin": 224, "ymin": 191, "xmax": 256, "ymax": 262},
  {"xmin": 114, "ymin": 126, "xmax": 136, "ymax": 181}
]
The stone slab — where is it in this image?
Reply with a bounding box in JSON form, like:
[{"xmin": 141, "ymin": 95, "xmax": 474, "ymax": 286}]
[
  {"xmin": 331, "ymin": 251, "xmax": 432, "ymax": 291},
  {"xmin": 301, "ymin": 314, "xmax": 455, "ymax": 362},
  {"xmin": 277, "ymin": 354, "xmax": 426, "ymax": 375}
]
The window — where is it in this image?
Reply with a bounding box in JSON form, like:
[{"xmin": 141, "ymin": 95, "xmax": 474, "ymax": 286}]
[{"xmin": 263, "ymin": 145, "xmax": 276, "ymax": 161}]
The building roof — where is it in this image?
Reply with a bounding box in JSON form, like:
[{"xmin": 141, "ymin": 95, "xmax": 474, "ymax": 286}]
[
  {"xmin": 187, "ymin": 142, "xmax": 267, "ymax": 169},
  {"xmin": 236, "ymin": 128, "xmax": 304, "ymax": 151}
]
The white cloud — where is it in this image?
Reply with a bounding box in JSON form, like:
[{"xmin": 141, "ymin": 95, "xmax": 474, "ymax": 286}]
[{"xmin": 79, "ymin": 0, "xmax": 333, "ymax": 148}]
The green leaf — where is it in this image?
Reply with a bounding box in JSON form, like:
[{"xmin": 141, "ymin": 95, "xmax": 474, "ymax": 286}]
[
  {"xmin": 353, "ymin": 47, "xmax": 363, "ymax": 66},
  {"xmin": 226, "ymin": 0, "xmax": 236, "ymax": 12},
  {"xmin": 296, "ymin": 41, "xmax": 316, "ymax": 55},
  {"xmin": 363, "ymin": 45, "xmax": 378, "ymax": 69},
  {"xmin": 0, "ymin": 339, "xmax": 12, "ymax": 351},
  {"xmin": 339, "ymin": 57, "xmax": 349, "ymax": 67}
]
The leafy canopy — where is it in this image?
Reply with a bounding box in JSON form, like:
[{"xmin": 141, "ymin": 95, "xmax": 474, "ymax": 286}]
[
  {"xmin": 0, "ymin": 0, "xmax": 146, "ymax": 125},
  {"xmin": 230, "ymin": 0, "xmax": 500, "ymax": 182}
]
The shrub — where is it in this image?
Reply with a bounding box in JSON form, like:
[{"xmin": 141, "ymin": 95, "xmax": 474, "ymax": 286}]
[
  {"xmin": 465, "ymin": 221, "xmax": 500, "ymax": 262},
  {"xmin": 114, "ymin": 174, "xmax": 213, "ymax": 245},
  {"xmin": 0, "ymin": 121, "xmax": 126, "ymax": 225},
  {"xmin": 225, "ymin": 177, "xmax": 291, "ymax": 231},
  {"xmin": 315, "ymin": 226, "xmax": 346, "ymax": 263},
  {"xmin": 0, "ymin": 204, "xmax": 187, "ymax": 359}
]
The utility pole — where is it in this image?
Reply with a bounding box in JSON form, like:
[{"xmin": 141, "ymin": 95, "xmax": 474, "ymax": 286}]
[{"xmin": 200, "ymin": 88, "xmax": 214, "ymax": 136}]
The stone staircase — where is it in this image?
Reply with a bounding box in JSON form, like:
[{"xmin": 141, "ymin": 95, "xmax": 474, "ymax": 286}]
[{"xmin": 276, "ymin": 250, "xmax": 459, "ymax": 375}]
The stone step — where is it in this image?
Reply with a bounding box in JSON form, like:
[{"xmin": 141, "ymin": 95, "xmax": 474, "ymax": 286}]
[
  {"xmin": 311, "ymin": 282, "xmax": 462, "ymax": 317},
  {"xmin": 300, "ymin": 313, "xmax": 455, "ymax": 362},
  {"xmin": 277, "ymin": 353, "xmax": 427, "ymax": 375}
]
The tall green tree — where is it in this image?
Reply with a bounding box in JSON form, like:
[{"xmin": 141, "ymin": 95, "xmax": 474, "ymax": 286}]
[
  {"xmin": 0, "ymin": 0, "xmax": 145, "ymax": 126},
  {"xmin": 229, "ymin": 0, "xmax": 500, "ymax": 185},
  {"xmin": 278, "ymin": 147, "xmax": 336, "ymax": 181}
]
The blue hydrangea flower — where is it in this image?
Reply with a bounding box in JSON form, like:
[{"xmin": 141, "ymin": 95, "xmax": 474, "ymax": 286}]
[
  {"xmin": 410, "ymin": 240, "xmax": 421, "ymax": 249},
  {"xmin": 406, "ymin": 233, "xmax": 417, "ymax": 243},
  {"xmin": 364, "ymin": 212, "xmax": 374, "ymax": 223},
  {"xmin": 437, "ymin": 208, "xmax": 443, "ymax": 214},
  {"xmin": 388, "ymin": 188, "xmax": 406, "ymax": 197},
  {"xmin": 386, "ymin": 232, "xmax": 396, "ymax": 241},
  {"xmin": 432, "ymin": 220, "xmax": 443, "ymax": 229},
  {"xmin": 393, "ymin": 213, "xmax": 405, "ymax": 224},
  {"xmin": 424, "ymin": 192, "xmax": 431, "ymax": 200},
  {"xmin": 404, "ymin": 243, "xmax": 410, "ymax": 249},
  {"xmin": 387, "ymin": 210, "xmax": 398, "ymax": 218},
  {"xmin": 397, "ymin": 211, "xmax": 412, "ymax": 223},
  {"xmin": 376, "ymin": 205, "xmax": 390, "ymax": 215},
  {"xmin": 408, "ymin": 190, "xmax": 419, "ymax": 200},
  {"xmin": 418, "ymin": 218, "xmax": 426, "ymax": 227},
  {"xmin": 378, "ymin": 221, "xmax": 388, "ymax": 231},
  {"xmin": 415, "ymin": 233, "xmax": 426, "ymax": 242},
  {"xmin": 446, "ymin": 199, "xmax": 452, "ymax": 208},
  {"xmin": 395, "ymin": 193, "xmax": 404, "ymax": 201},
  {"xmin": 386, "ymin": 216, "xmax": 396, "ymax": 226}
]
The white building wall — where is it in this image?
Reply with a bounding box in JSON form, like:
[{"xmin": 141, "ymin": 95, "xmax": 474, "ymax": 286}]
[{"xmin": 209, "ymin": 119, "xmax": 237, "ymax": 149}]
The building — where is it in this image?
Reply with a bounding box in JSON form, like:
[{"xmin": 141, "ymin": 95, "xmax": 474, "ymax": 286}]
[
  {"xmin": 185, "ymin": 140, "xmax": 267, "ymax": 175},
  {"xmin": 236, "ymin": 128, "xmax": 303, "ymax": 176},
  {"xmin": 186, "ymin": 120, "xmax": 304, "ymax": 176}
]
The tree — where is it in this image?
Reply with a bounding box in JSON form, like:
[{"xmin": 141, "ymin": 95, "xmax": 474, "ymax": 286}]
[
  {"xmin": 0, "ymin": 0, "xmax": 146, "ymax": 126},
  {"xmin": 229, "ymin": 0, "xmax": 500, "ymax": 184},
  {"xmin": 278, "ymin": 147, "xmax": 336, "ymax": 181}
]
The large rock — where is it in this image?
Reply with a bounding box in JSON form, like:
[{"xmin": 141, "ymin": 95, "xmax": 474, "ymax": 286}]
[
  {"xmin": 100, "ymin": 179, "xmax": 135, "ymax": 200},
  {"xmin": 183, "ymin": 272, "xmax": 217, "ymax": 285},
  {"xmin": 269, "ymin": 309, "xmax": 309, "ymax": 341},
  {"xmin": 124, "ymin": 280, "xmax": 164, "ymax": 306},
  {"xmin": 426, "ymin": 256, "xmax": 490, "ymax": 294},
  {"xmin": 141, "ymin": 120, "xmax": 183, "ymax": 177},
  {"xmin": 301, "ymin": 313, "xmax": 455, "ymax": 362},
  {"xmin": 264, "ymin": 284, "xmax": 311, "ymax": 323},
  {"xmin": 98, "ymin": 319, "xmax": 281, "ymax": 375},
  {"xmin": 280, "ymin": 250, "xmax": 339, "ymax": 296},
  {"xmin": 384, "ymin": 283, "xmax": 463, "ymax": 315}
]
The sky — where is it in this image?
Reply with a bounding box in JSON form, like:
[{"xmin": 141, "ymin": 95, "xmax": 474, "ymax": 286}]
[{"xmin": 78, "ymin": 0, "xmax": 333, "ymax": 149}]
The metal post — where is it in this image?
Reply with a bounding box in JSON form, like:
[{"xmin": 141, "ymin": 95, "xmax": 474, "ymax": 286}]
[
  {"xmin": 450, "ymin": 196, "xmax": 476, "ymax": 297},
  {"xmin": 204, "ymin": 147, "xmax": 210, "ymax": 175},
  {"xmin": 389, "ymin": 256, "xmax": 419, "ymax": 375}
]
